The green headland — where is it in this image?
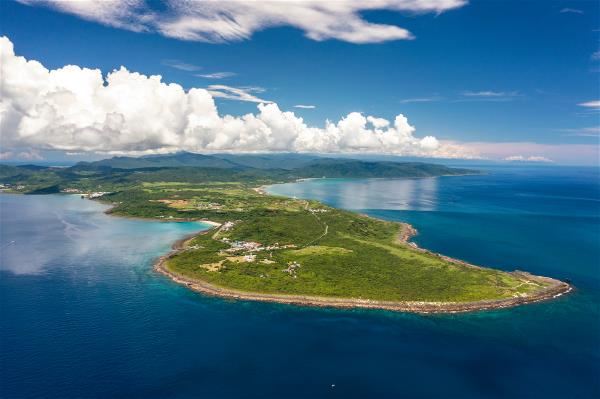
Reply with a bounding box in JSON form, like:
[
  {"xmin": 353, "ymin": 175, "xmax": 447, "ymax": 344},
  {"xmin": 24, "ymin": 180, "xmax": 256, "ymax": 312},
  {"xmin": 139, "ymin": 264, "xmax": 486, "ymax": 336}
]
[{"xmin": 0, "ymin": 153, "xmax": 571, "ymax": 312}]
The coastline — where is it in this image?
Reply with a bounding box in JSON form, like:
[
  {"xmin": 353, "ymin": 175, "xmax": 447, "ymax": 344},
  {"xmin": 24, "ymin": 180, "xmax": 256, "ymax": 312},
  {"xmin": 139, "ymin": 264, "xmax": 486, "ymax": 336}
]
[
  {"xmin": 154, "ymin": 221, "xmax": 572, "ymax": 314},
  {"xmin": 101, "ymin": 202, "xmax": 222, "ymax": 226},
  {"xmin": 6, "ymin": 188, "xmax": 574, "ymax": 313},
  {"xmin": 80, "ymin": 185, "xmax": 571, "ymax": 314}
]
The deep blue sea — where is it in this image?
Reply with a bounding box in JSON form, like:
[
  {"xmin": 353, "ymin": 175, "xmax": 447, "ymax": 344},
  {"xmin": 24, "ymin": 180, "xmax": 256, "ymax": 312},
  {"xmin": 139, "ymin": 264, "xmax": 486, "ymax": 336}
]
[{"xmin": 1, "ymin": 165, "xmax": 599, "ymax": 398}]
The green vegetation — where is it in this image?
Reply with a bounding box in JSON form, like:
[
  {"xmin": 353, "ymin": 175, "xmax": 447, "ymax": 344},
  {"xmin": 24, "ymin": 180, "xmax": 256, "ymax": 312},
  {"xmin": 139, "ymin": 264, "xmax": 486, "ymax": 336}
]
[
  {"xmin": 0, "ymin": 153, "xmax": 474, "ymax": 195},
  {"xmin": 140, "ymin": 184, "xmax": 546, "ymax": 303},
  {"xmin": 294, "ymin": 158, "xmax": 474, "ymax": 178},
  {"xmin": 2, "ymin": 153, "xmax": 553, "ymax": 305}
]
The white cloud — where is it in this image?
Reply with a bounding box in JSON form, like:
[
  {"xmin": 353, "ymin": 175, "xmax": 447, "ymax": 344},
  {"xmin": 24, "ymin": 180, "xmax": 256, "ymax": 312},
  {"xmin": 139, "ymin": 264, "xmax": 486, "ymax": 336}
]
[
  {"xmin": 366, "ymin": 116, "xmax": 390, "ymax": 129},
  {"xmin": 17, "ymin": 149, "xmax": 43, "ymax": 161},
  {"xmin": 17, "ymin": 0, "xmax": 153, "ymax": 31},
  {"xmin": 561, "ymin": 127, "xmax": 600, "ymax": 137},
  {"xmin": 196, "ymin": 72, "xmax": 236, "ymax": 79},
  {"xmin": 207, "ymin": 85, "xmax": 272, "ymax": 103},
  {"xmin": 504, "ymin": 155, "xmax": 553, "ymax": 163},
  {"xmin": 592, "ymin": 51, "xmax": 600, "ymax": 61},
  {"xmin": 560, "ymin": 8, "xmax": 584, "ymax": 14},
  {"xmin": 458, "ymin": 91, "xmax": 520, "ymax": 103},
  {"xmin": 462, "ymin": 90, "xmax": 519, "ymax": 98},
  {"xmin": 578, "ymin": 100, "xmax": 600, "ymax": 109},
  {"xmin": 16, "ymin": 0, "xmax": 467, "ymax": 44},
  {"xmin": 0, "ymin": 148, "xmax": 42, "ymax": 160},
  {"xmin": 399, "ymin": 97, "xmax": 440, "ymax": 103},
  {"xmin": 293, "ymin": 105, "xmax": 316, "ymax": 109},
  {"xmin": 0, "ymin": 36, "xmax": 472, "ymax": 158},
  {"xmin": 162, "ymin": 59, "xmax": 202, "ymax": 71},
  {"xmin": 459, "ymin": 141, "xmax": 598, "ymax": 165}
]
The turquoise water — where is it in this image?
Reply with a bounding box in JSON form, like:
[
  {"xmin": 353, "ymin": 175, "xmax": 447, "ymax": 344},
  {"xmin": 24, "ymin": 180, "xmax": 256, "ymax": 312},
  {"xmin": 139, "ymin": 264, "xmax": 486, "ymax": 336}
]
[{"xmin": 1, "ymin": 166, "xmax": 599, "ymax": 398}]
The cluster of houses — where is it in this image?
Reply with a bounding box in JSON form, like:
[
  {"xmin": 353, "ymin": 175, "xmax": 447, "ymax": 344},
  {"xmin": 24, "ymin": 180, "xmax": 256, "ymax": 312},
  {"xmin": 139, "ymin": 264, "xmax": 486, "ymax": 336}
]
[
  {"xmin": 195, "ymin": 201, "xmax": 222, "ymax": 210},
  {"xmin": 308, "ymin": 208, "xmax": 329, "ymax": 213},
  {"xmin": 220, "ymin": 238, "xmax": 296, "ymax": 254},
  {"xmin": 284, "ymin": 261, "xmax": 301, "ymax": 278},
  {"xmin": 221, "ymin": 221, "xmax": 236, "ymax": 231},
  {"xmin": 59, "ymin": 188, "xmax": 113, "ymax": 199},
  {"xmin": 214, "ymin": 220, "xmax": 302, "ymax": 272},
  {"xmin": 0, "ymin": 183, "xmax": 25, "ymax": 190},
  {"xmin": 223, "ymin": 239, "xmax": 263, "ymax": 252},
  {"xmin": 81, "ymin": 191, "xmax": 112, "ymax": 199}
]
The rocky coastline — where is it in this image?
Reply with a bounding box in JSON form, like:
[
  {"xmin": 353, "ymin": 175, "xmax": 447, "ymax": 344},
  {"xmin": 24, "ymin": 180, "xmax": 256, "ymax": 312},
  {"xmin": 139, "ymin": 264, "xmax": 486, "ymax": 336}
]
[{"xmin": 155, "ymin": 226, "xmax": 572, "ymax": 314}]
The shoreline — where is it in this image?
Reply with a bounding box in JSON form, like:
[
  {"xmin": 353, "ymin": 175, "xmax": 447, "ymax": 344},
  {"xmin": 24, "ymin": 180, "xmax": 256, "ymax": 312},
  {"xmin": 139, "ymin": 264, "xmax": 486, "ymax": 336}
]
[
  {"xmin": 101, "ymin": 202, "xmax": 222, "ymax": 226},
  {"xmin": 6, "ymin": 188, "xmax": 573, "ymax": 313},
  {"xmin": 154, "ymin": 222, "xmax": 573, "ymax": 314},
  {"xmin": 81, "ymin": 187, "xmax": 570, "ymax": 314}
]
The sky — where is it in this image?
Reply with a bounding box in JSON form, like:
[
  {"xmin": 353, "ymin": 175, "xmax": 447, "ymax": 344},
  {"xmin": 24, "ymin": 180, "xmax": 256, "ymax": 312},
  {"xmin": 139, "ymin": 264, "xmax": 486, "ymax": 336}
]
[{"xmin": 0, "ymin": 0, "xmax": 598, "ymax": 165}]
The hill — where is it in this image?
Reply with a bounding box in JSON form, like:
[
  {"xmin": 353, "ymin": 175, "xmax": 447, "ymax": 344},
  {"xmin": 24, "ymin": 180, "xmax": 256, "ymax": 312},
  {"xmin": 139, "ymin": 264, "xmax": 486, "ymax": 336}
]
[
  {"xmin": 76, "ymin": 152, "xmax": 474, "ymax": 177},
  {"xmin": 78, "ymin": 152, "xmax": 241, "ymax": 169},
  {"xmin": 1, "ymin": 153, "xmax": 476, "ymax": 194},
  {"xmin": 294, "ymin": 159, "xmax": 473, "ymax": 178},
  {"xmin": 213, "ymin": 153, "xmax": 319, "ymax": 170}
]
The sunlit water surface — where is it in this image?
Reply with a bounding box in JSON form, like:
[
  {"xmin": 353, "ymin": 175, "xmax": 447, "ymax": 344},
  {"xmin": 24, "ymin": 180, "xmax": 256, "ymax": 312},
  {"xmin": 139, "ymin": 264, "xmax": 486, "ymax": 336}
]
[{"xmin": 1, "ymin": 165, "xmax": 599, "ymax": 398}]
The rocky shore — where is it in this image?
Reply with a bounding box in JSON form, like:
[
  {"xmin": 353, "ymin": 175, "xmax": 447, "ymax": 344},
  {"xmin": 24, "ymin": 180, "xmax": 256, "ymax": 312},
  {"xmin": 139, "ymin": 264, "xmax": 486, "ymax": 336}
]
[
  {"xmin": 155, "ymin": 227, "xmax": 572, "ymax": 314},
  {"xmin": 397, "ymin": 222, "xmax": 418, "ymax": 243}
]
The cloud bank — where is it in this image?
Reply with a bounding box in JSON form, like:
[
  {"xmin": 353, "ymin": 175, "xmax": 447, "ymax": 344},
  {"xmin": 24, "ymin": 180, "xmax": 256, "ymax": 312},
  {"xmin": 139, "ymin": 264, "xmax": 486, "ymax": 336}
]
[
  {"xmin": 504, "ymin": 155, "xmax": 553, "ymax": 163},
  {"xmin": 0, "ymin": 36, "xmax": 468, "ymax": 158},
  {"xmin": 16, "ymin": 0, "xmax": 467, "ymax": 44}
]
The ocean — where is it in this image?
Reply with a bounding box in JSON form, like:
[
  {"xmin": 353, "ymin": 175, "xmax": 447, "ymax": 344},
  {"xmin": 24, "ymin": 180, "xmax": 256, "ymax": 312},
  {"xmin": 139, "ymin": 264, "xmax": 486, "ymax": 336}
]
[{"xmin": 1, "ymin": 165, "xmax": 598, "ymax": 398}]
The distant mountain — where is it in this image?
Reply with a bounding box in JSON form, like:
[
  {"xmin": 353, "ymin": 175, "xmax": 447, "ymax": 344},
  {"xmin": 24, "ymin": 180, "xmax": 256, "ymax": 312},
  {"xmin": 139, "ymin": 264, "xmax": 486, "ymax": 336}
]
[
  {"xmin": 77, "ymin": 152, "xmax": 321, "ymax": 171},
  {"xmin": 0, "ymin": 164, "xmax": 48, "ymax": 179},
  {"xmin": 0, "ymin": 165, "xmax": 24, "ymax": 179},
  {"xmin": 293, "ymin": 159, "xmax": 474, "ymax": 178},
  {"xmin": 2, "ymin": 153, "xmax": 476, "ymax": 193},
  {"xmin": 77, "ymin": 152, "xmax": 240, "ymax": 170},
  {"xmin": 75, "ymin": 153, "xmax": 476, "ymax": 178},
  {"xmin": 213, "ymin": 153, "xmax": 319, "ymax": 170}
]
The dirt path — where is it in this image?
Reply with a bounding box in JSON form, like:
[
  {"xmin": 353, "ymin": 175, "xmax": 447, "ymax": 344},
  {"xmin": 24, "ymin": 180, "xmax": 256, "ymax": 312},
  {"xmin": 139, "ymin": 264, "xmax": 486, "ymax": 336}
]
[{"xmin": 303, "ymin": 207, "xmax": 328, "ymax": 247}]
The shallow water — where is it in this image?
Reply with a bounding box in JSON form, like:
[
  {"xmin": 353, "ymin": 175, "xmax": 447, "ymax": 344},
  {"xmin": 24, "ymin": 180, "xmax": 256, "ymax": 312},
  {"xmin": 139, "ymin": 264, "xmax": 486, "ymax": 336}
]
[{"xmin": 1, "ymin": 165, "xmax": 599, "ymax": 398}]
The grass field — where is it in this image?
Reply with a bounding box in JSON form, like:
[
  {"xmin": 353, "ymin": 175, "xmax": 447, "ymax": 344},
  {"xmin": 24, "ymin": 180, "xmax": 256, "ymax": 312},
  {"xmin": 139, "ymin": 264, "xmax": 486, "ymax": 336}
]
[{"xmin": 148, "ymin": 184, "xmax": 549, "ymax": 303}]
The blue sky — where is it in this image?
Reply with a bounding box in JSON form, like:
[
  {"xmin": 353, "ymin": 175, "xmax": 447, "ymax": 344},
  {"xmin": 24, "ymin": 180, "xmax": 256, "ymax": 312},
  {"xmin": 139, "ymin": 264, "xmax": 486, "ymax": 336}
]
[{"xmin": 0, "ymin": 0, "xmax": 598, "ymax": 165}]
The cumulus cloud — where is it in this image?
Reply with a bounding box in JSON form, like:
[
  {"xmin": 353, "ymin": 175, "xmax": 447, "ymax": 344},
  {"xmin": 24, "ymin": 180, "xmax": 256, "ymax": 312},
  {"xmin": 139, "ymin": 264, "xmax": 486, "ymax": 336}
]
[
  {"xmin": 504, "ymin": 155, "xmax": 553, "ymax": 163},
  {"xmin": 0, "ymin": 36, "xmax": 474, "ymax": 158},
  {"xmin": 16, "ymin": 0, "xmax": 467, "ymax": 44},
  {"xmin": 293, "ymin": 105, "xmax": 316, "ymax": 109}
]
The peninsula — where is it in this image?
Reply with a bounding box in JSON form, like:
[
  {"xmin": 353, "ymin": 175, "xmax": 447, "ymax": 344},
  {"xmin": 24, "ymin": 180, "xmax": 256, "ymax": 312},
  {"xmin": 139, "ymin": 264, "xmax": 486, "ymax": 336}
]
[
  {"xmin": 0, "ymin": 153, "xmax": 571, "ymax": 313},
  {"xmin": 150, "ymin": 188, "xmax": 570, "ymax": 313}
]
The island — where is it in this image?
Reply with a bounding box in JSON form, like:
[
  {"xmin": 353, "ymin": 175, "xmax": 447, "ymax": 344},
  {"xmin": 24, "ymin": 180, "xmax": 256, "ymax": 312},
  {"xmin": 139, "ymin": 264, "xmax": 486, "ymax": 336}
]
[{"xmin": 0, "ymin": 153, "xmax": 572, "ymax": 313}]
